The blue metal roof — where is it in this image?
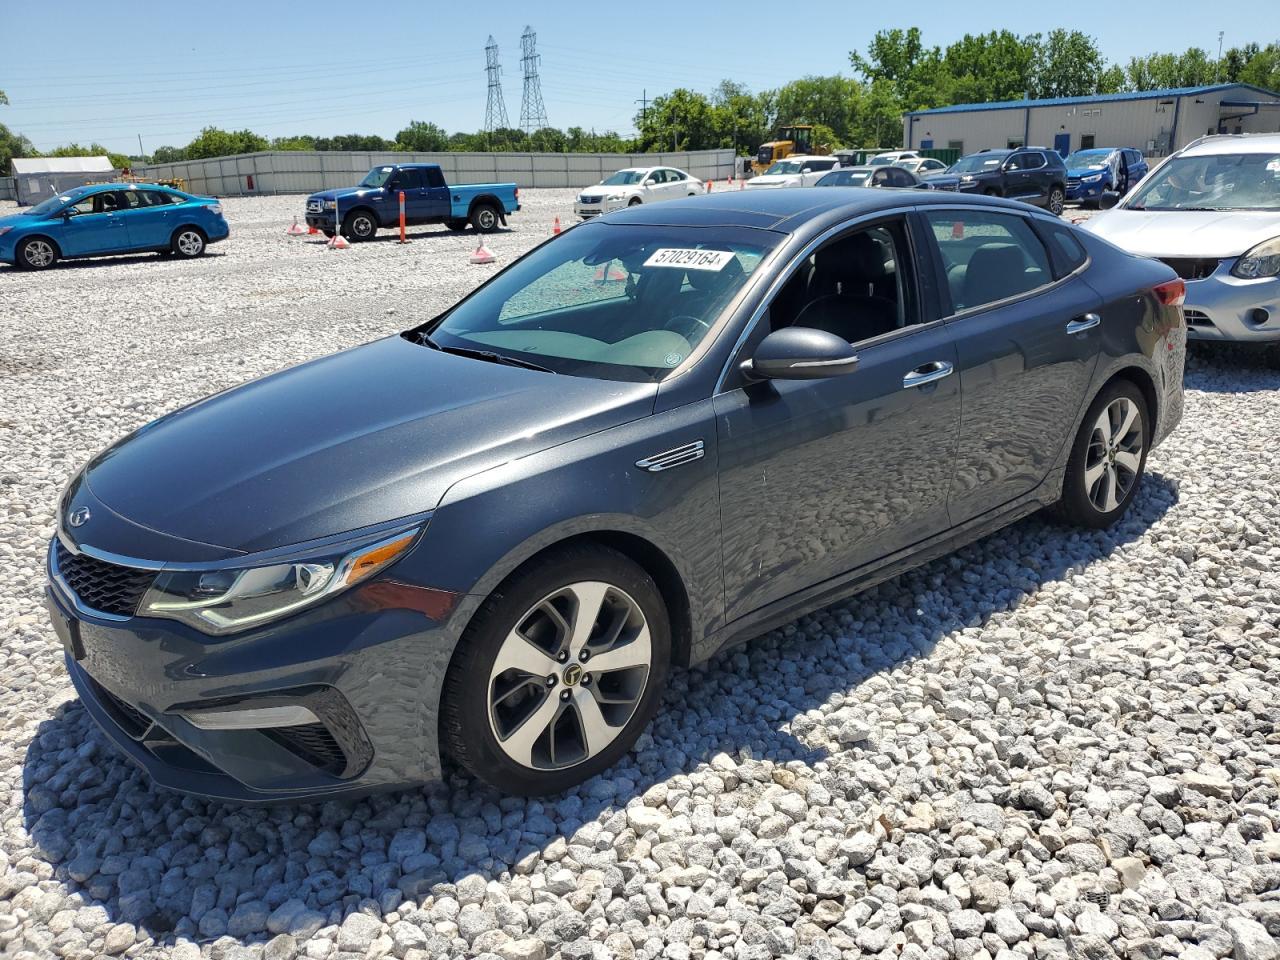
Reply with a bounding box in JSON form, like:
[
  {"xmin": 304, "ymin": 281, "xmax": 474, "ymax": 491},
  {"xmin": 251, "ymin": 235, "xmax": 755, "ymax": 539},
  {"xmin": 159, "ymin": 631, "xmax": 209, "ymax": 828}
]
[{"xmin": 905, "ymin": 83, "xmax": 1280, "ymax": 117}]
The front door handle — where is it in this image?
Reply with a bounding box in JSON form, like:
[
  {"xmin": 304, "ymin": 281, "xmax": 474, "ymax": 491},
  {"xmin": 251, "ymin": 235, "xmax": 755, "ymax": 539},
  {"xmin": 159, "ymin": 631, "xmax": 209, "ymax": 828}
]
[
  {"xmin": 903, "ymin": 360, "xmax": 954, "ymax": 389},
  {"xmin": 1066, "ymin": 313, "xmax": 1101, "ymax": 335}
]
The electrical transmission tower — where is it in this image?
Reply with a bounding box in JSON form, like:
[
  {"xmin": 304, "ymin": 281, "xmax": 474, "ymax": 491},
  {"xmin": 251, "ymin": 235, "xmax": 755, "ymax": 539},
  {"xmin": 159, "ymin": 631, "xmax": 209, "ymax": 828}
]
[
  {"xmin": 518, "ymin": 26, "xmax": 549, "ymax": 135},
  {"xmin": 483, "ymin": 35, "xmax": 510, "ymax": 144}
]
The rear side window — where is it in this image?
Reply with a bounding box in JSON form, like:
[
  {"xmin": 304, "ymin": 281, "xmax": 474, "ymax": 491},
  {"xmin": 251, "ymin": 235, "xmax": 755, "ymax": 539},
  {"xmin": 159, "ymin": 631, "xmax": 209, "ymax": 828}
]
[
  {"xmin": 424, "ymin": 167, "xmax": 445, "ymax": 188},
  {"xmin": 1033, "ymin": 219, "xmax": 1089, "ymax": 277},
  {"xmin": 923, "ymin": 210, "xmax": 1053, "ymax": 313}
]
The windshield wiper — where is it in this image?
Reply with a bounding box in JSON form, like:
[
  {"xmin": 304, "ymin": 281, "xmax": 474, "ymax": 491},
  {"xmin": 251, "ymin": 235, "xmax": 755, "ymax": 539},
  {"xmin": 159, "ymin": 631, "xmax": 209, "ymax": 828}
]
[{"xmin": 415, "ymin": 332, "xmax": 554, "ymax": 373}]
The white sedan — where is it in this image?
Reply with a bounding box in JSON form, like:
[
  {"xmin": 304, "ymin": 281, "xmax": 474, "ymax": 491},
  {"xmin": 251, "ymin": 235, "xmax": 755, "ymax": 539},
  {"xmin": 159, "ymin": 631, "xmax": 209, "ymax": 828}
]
[
  {"xmin": 574, "ymin": 167, "xmax": 706, "ymax": 219},
  {"xmin": 743, "ymin": 156, "xmax": 841, "ymax": 190}
]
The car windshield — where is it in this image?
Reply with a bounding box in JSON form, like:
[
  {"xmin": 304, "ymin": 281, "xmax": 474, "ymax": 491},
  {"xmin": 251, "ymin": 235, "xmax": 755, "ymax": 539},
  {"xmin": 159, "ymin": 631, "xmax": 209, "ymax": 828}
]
[
  {"xmin": 1126, "ymin": 152, "xmax": 1280, "ymax": 211},
  {"xmin": 816, "ymin": 170, "xmax": 871, "ymax": 187},
  {"xmin": 419, "ymin": 223, "xmax": 779, "ymax": 382},
  {"xmin": 359, "ymin": 166, "xmax": 394, "ymax": 188},
  {"xmin": 1066, "ymin": 149, "xmax": 1113, "ymax": 167},
  {"xmin": 27, "ymin": 189, "xmax": 89, "ymax": 217},
  {"xmin": 601, "ymin": 170, "xmax": 647, "ymax": 185},
  {"xmin": 764, "ymin": 160, "xmax": 804, "ymax": 175},
  {"xmin": 868, "ymin": 155, "xmax": 899, "ymax": 165},
  {"xmin": 949, "ymin": 154, "xmax": 1005, "ymax": 173}
]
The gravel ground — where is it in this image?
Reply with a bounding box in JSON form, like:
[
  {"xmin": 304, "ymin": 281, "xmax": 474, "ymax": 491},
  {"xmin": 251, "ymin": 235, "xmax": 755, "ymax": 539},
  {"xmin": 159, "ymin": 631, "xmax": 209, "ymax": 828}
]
[{"xmin": 1, "ymin": 192, "xmax": 1279, "ymax": 960}]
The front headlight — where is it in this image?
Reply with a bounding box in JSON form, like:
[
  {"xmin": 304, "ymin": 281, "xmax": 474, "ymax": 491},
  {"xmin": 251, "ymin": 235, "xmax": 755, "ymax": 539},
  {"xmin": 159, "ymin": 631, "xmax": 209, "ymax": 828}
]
[
  {"xmin": 139, "ymin": 528, "xmax": 420, "ymax": 635},
  {"xmin": 323, "ymin": 200, "xmax": 336, "ymax": 210},
  {"xmin": 1082, "ymin": 174, "xmax": 1103, "ymax": 183},
  {"xmin": 1232, "ymin": 236, "xmax": 1280, "ymax": 279}
]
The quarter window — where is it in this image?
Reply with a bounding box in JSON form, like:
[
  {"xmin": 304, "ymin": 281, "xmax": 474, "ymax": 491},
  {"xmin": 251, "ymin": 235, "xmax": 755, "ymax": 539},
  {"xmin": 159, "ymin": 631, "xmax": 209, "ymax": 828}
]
[
  {"xmin": 1034, "ymin": 219, "xmax": 1089, "ymax": 277},
  {"xmin": 424, "ymin": 167, "xmax": 445, "ymax": 188},
  {"xmin": 923, "ymin": 210, "xmax": 1053, "ymax": 313}
]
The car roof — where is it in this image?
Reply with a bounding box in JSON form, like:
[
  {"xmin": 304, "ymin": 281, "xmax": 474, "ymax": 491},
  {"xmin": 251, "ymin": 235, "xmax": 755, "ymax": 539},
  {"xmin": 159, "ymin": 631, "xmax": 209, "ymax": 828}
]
[
  {"xmin": 1180, "ymin": 132, "xmax": 1280, "ymax": 156},
  {"xmin": 602, "ymin": 187, "xmax": 1046, "ymax": 231}
]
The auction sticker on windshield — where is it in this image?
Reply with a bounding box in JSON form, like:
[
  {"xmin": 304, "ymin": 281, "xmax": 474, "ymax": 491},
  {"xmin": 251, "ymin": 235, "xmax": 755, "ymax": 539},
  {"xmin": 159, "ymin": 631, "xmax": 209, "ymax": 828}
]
[{"xmin": 644, "ymin": 248, "xmax": 736, "ymax": 271}]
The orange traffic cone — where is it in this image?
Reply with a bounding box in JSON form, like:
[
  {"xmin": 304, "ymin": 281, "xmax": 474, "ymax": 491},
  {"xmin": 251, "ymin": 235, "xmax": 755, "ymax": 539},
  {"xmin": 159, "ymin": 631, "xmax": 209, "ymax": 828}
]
[
  {"xmin": 307, "ymin": 223, "xmax": 319, "ymax": 235},
  {"xmin": 470, "ymin": 241, "xmax": 496, "ymax": 264},
  {"xmin": 287, "ymin": 217, "xmax": 305, "ymax": 236},
  {"xmin": 552, "ymin": 217, "xmax": 562, "ymax": 235},
  {"xmin": 327, "ymin": 233, "xmax": 350, "ymax": 250},
  {"xmin": 727, "ymin": 176, "xmax": 734, "ymax": 188},
  {"xmin": 706, "ymin": 179, "xmax": 713, "ymax": 192}
]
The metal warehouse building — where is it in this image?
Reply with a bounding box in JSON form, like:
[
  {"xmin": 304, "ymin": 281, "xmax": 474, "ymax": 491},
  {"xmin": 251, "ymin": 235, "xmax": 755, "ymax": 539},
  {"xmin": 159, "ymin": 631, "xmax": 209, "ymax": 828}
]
[{"xmin": 903, "ymin": 83, "xmax": 1280, "ymax": 158}]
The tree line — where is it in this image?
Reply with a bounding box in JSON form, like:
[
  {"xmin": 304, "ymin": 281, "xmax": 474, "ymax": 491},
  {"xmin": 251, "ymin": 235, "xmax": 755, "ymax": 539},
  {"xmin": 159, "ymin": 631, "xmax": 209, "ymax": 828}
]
[{"xmin": 2, "ymin": 36, "xmax": 1278, "ymax": 174}]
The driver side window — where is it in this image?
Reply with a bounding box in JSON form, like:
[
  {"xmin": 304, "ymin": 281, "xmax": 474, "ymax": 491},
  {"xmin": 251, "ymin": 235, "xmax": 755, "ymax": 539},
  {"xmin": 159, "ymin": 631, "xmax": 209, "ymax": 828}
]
[
  {"xmin": 68, "ymin": 194, "xmax": 101, "ymax": 215},
  {"xmin": 765, "ymin": 220, "xmax": 917, "ymax": 345}
]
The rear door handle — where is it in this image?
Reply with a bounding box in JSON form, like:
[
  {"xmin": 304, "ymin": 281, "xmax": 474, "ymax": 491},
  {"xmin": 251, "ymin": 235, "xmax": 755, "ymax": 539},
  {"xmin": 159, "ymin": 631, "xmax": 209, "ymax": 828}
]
[
  {"xmin": 1066, "ymin": 313, "xmax": 1101, "ymax": 335},
  {"xmin": 903, "ymin": 360, "xmax": 954, "ymax": 389}
]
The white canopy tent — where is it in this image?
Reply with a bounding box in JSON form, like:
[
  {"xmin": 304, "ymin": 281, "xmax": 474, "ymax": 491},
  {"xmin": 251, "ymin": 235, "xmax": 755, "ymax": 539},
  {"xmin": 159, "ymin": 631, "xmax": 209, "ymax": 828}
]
[{"xmin": 11, "ymin": 156, "xmax": 116, "ymax": 205}]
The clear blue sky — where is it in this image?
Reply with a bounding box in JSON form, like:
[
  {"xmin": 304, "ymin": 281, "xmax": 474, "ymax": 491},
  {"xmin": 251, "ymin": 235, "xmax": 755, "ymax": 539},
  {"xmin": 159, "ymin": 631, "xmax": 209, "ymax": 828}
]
[{"xmin": 2, "ymin": 0, "xmax": 1270, "ymax": 152}]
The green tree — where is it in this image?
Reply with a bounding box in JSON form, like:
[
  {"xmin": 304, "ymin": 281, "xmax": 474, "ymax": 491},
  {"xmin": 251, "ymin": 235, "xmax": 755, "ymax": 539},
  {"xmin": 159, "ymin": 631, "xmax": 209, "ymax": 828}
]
[
  {"xmin": 394, "ymin": 120, "xmax": 448, "ymax": 152},
  {"xmin": 151, "ymin": 145, "xmax": 186, "ymax": 163},
  {"xmin": 711, "ymin": 79, "xmax": 770, "ymax": 154},
  {"xmin": 1032, "ymin": 30, "xmax": 1107, "ymax": 97},
  {"xmin": 312, "ymin": 133, "xmax": 393, "ymax": 151},
  {"xmin": 1239, "ymin": 43, "xmax": 1280, "ymax": 90},
  {"xmin": 0, "ymin": 90, "xmax": 8, "ymax": 105},
  {"xmin": 850, "ymin": 28, "xmax": 947, "ymax": 110},
  {"xmin": 528, "ymin": 127, "xmax": 568, "ymax": 152},
  {"xmin": 270, "ymin": 135, "xmax": 316, "ymax": 151},
  {"xmin": 638, "ymin": 88, "xmax": 717, "ymax": 151},
  {"xmin": 0, "ymin": 123, "xmax": 36, "ymax": 174},
  {"xmin": 44, "ymin": 142, "xmax": 130, "ymax": 169},
  {"xmin": 1097, "ymin": 64, "xmax": 1127, "ymax": 94},
  {"xmin": 942, "ymin": 31, "xmax": 1039, "ymax": 103},
  {"xmin": 773, "ymin": 75, "xmax": 861, "ymax": 144},
  {"xmin": 184, "ymin": 127, "xmax": 269, "ymax": 159}
]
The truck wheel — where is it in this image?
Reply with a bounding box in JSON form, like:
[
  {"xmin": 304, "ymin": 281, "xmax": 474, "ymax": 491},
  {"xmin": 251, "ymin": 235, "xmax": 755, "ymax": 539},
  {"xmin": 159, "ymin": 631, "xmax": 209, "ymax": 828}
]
[
  {"xmin": 342, "ymin": 210, "xmax": 378, "ymax": 242},
  {"xmin": 470, "ymin": 203, "xmax": 500, "ymax": 233},
  {"xmin": 446, "ymin": 218, "xmax": 468, "ymax": 232}
]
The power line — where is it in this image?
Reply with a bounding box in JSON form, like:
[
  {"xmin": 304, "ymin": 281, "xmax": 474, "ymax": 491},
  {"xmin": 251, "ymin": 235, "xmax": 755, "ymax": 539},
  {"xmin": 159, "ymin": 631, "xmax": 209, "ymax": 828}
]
[
  {"xmin": 518, "ymin": 26, "xmax": 550, "ymax": 135},
  {"xmin": 483, "ymin": 35, "xmax": 511, "ymax": 146}
]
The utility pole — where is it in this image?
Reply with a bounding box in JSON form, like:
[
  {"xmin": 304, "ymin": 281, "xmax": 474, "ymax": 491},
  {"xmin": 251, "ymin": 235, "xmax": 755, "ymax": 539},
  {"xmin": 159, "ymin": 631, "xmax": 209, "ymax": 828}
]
[
  {"xmin": 635, "ymin": 89, "xmax": 649, "ymax": 137},
  {"xmin": 137, "ymin": 133, "xmax": 145, "ymax": 160},
  {"xmin": 483, "ymin": 35, "xmax": 511, "ymax": 152},
  {"xmin": 1216, "ymin": 31, "xmax": 1225, "ymax": 81},
  {"xmin": 518, "ymin": 26, "xmax": 549, "ymax": 136}
]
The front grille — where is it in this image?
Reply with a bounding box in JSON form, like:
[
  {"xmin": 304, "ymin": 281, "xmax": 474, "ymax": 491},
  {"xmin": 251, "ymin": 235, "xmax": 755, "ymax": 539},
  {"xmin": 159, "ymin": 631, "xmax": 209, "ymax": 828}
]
[
  {"xmin": 578, "ymin": 194, "xmax": 601, "ymax": 204},
  {"xmin": 55, "ymin": 542, "xmax": 154, "ymax": 617},
  {"xmin": 1159, "ymin": 257, "xmax": 1219, "ymax": 281},
  {"xmin": 266, "ymin": 723, "xmax": 347, "ymax": 775},
  {"xmin": 1184, "ymin": 309, "xmax": 1214, "ymax": 327},
  {"xmin": 1067, "ymin": 177, "xmax": 1081, "ymax": 186}
]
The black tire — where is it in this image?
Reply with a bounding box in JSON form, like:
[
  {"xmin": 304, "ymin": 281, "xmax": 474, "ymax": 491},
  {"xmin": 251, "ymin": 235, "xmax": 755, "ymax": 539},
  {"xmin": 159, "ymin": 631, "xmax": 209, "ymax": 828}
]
[
  {"xmin": 1047, "ymin": 186, "xmax": 1066, "ymax": 216},
  {"xmin": 16, "ymin": 236, "xmax": 58, "ymax": 270},
  {"xmin": 342, "ymin": 209, "xmax": 378, "ymax": 242},
  {"xmin": 983, "ymin": 188, "xmax": 1002, "ymax": 197},
  {"xmin": 445, "ymin": 218, "xmax": 469, "ymax": 232},
  {"xmin": 170, "ymin": 226, "xmax": 207, "ymax": 259},
  {"xmin": 470, "ymin": 203, "xmax": 500, "ymax": 233},
  {"xmin": 322, "ymin": 229, "xmax": 336, "ymax": 239},
  {"xmin": 628, "ymin": 197, "xmax": 642, "ymax": 206},
  {"xmin": 1052, "ymin": 379, "xmax": 1149, "ymax": 529},
  {"xmin": 441, "ymin": 544, "xmax": 671, "ymax": 795}
]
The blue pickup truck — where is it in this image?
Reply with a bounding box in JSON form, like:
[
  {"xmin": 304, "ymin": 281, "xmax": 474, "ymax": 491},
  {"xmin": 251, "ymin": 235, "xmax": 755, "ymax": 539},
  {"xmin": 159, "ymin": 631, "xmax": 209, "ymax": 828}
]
[{"xmin": 304, "ymin": 164, "xmax": 519, "ymax": 241}]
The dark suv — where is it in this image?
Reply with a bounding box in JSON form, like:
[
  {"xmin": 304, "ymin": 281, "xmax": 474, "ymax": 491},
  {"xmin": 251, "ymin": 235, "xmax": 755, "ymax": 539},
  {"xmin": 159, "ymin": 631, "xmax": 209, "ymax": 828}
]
[{"xmin": 932, "ymin": 147, "xmax": 1068, "ymax": 214}]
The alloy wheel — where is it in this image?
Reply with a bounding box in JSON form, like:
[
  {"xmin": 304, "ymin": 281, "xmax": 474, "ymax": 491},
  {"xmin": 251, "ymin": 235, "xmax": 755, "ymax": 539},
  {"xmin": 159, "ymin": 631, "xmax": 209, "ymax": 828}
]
[
  {"xmin": 487, "ymin": 581, "xmax": 652, "ymax": 770},
  {"xmin": 177, "ymin": 231, "xmax": 204, "ymax": 256},
  {"xmin": 1084, "ymin": 397, "xmax": 1143, "ymax": 513},
  {"xmin": 23, "ymin": 239, "xmax": 55, "ymax": 268},
  {"xmin": 1049, "ymin": 189, "xmax": 1065, "ymax": 215}
]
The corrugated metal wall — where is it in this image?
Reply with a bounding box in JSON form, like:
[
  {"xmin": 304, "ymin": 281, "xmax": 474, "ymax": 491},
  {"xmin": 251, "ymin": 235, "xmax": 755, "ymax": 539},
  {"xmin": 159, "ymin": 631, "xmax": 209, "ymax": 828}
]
[
  {"xmin": 0, "ymin": 177, "xmax": 15, "ymax": 201},
  {"xmin": 135, "ymin": 149, "xmax": 737, "ymax": 197}
]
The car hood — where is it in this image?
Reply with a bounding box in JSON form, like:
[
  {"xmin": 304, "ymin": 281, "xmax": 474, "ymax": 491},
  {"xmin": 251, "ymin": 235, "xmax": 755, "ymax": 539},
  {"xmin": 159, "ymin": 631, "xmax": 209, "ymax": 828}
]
[
  {"xmin": 1067, "ymin": 164, "xmax": 1109, "ymax": 177},
  {"xmin": 0, "ymin": 212, "xmax": 40, "ymax": 230},
  {"xmin": 307, "ymin": 187, "xmax": 382, "ymax": 203},
  {"xmin": 746, "ymin": 175, "xmax": 801, "ymax": 187},
  {"xmin": 79, "ymin": 336, "xmax": 655, "ymax": 556},
  {"xmin": 1083, "ymin": 208, "xmax": 1280, "ymax": 258}
]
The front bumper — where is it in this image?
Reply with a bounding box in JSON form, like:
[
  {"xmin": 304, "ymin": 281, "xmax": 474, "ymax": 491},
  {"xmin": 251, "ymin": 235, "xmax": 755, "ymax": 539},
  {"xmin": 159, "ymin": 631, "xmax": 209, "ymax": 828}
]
[
  {"xmin": 47, "ymin": 539, "xmax": 466, "ymax": 803},
  {"xmin": 304, "ymin": 210, "xmax": 338, "ymax": 231},
  {"xmin": 574, "ymin": 199, "xmax": 625, "ymax": 218},
  {"xmin": 1066, "ymin": 179, "xmax": 1106, "ymax": 201},
  {"xmin": 1175, "ymin": 259, "xmax": 1280, "ymax": 342}
]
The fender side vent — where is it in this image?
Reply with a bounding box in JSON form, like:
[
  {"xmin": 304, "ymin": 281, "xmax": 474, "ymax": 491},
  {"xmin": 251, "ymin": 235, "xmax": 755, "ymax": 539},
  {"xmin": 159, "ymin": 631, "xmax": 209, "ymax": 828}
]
[{"xmin": 636, "ymin": 440, "xmax": 704, "ymax": 473}]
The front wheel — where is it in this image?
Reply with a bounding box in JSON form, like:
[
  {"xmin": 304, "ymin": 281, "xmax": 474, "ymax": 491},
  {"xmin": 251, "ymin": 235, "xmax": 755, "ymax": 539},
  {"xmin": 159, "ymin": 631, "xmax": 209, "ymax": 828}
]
[
  {"xmin": 342, "ymin": 210, "xmax": 378, "ymax": 242},
  {"xmin": 16, "ymin": 236, "xmax": 58, "ymax": 270},
  {"xmin": 440, "ymin": 544, "xmax": 671, "ymax": 795},
  {"xmin": 1052, "ymin": 379, "xmax": 1148, "ymax": 529},
  {"xmin": 1047, "ymin": 187, "xmax": 1066, "ymax": 216},
  {"xmin": 470, "ymin": 203, "xmax": 500, "ymax": 233},
  {"xmin": 171, "ymin": 227, "xmax": 206, "ymax": 259},
  {"xmin": 628, "ymin": 197, "xmax": 642, "ymax": 207}
]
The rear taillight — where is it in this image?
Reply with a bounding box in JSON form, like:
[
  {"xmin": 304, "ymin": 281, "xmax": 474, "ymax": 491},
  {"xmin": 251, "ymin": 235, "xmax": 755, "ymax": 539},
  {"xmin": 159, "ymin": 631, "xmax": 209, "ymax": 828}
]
[
  {"xmin": 514, "ymin": 187, "xmax": 519, "ymax": 199},
  {"xmin": 1154, "ymin": 278, "xmax": 1185, "ymax": 307}
]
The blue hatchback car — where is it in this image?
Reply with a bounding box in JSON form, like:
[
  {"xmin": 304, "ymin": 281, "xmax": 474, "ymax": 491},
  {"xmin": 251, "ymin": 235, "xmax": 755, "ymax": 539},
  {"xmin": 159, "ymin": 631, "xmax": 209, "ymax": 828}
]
[{"xmin": 0, "ymin": 183, "xmax": 229, "ymax": 270}]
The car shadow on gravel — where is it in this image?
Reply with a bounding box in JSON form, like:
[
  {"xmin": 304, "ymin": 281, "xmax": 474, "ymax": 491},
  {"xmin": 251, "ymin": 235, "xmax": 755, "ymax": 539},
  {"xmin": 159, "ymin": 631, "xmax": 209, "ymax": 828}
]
[
  {"xmin": 1185, "ymin": 343, "xmax": 1280, "ymax": 390},
  {"xmin": 0, "ymin": 252, "xmax": 228, "ymax": 274},
  {"xmin": 20, "ymin": 473, "xmax": 1176, "ymax": 950}
]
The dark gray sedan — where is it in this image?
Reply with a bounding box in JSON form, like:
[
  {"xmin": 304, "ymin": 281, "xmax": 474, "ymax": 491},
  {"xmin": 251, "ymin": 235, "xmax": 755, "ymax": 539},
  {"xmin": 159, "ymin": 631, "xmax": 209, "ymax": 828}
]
[{"xmin": 48, "ymin": 189, "xmax": 1186, "ymax": 801}]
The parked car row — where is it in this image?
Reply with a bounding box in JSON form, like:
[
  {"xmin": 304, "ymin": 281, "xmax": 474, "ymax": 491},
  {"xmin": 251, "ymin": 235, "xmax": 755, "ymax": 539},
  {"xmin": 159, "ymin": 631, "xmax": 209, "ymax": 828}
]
[{"xmin": 573, "ymin": 166, "xmax": 706, "ymax": 219}]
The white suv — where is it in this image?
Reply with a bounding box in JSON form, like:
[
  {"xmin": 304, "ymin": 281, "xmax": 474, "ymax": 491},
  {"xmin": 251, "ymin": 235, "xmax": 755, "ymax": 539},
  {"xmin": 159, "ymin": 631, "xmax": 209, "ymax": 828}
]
[{"xmin": 1084, "ymin": 134, "xmax": 1280, "ymax": 344}]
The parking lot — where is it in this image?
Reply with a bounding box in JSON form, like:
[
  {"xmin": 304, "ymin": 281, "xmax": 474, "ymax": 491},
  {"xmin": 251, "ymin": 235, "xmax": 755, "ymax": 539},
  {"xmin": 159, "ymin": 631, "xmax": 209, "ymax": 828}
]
[{"xmin": 1, "ymin": 193, "xmax": 1279, "ymax": 960}]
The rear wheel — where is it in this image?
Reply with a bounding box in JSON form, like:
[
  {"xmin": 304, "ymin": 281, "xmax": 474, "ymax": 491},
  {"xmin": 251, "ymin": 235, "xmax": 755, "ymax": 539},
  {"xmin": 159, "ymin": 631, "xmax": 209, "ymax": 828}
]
[
  {"xmin": 470, "ymin": 203, "xmax": 500, "ymax": 233},
  {"xmin": 441, "ymin": 544, "xmax": 670, "ymax": 795},
  {"xmin": 16, "ymin": 236, "xmax": 58, "ymax": 270},
  {"xmin": 1053, "ymin": 379, "xmax": 1148, "ymax": 528},
  {"xmin": 1047, "ymin": 187, "xmax": 1066, "ymax": 215},
  {"xmin": 171, "ymin": 227, "xmax": 206, "ymax": 259},
  {"xmin": 342, "ymin": 210, "xmax": 378, "ymax": 241}
]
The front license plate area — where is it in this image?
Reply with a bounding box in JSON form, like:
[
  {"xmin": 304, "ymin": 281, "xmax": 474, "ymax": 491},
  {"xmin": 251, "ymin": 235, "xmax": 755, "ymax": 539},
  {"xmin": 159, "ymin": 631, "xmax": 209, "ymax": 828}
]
[{"xmin": 48, "ymin": 595, "xmax": 85, "ymax": 660}]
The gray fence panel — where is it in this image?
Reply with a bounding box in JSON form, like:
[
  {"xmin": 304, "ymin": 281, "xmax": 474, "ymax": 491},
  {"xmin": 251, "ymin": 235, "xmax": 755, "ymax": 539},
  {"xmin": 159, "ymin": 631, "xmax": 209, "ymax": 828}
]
[{"xmin": 0, "ymin": 177, "xmax": 14, "ymax": 201}]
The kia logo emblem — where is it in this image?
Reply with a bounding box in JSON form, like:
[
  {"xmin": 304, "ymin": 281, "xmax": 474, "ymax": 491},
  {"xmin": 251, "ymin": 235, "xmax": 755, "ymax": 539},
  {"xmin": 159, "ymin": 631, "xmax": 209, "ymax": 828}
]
[{"xmin": 68, "ymin": 507, "xmax": 91, "ymax": 528}]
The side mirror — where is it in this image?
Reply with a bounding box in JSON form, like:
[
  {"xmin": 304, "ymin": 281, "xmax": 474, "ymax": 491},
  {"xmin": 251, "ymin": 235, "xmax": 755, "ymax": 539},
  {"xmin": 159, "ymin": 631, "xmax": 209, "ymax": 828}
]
[
  {"xmin": 1098, "ymin": 192, "xmax": 1121, "ymax": 210},
  {"xmin": 644, "ymin": 178, "xmax": 657, "ymax": 185},
  {"xmin": 741, "ymin": 327, "xmax": 860, "ymax": 381}
]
